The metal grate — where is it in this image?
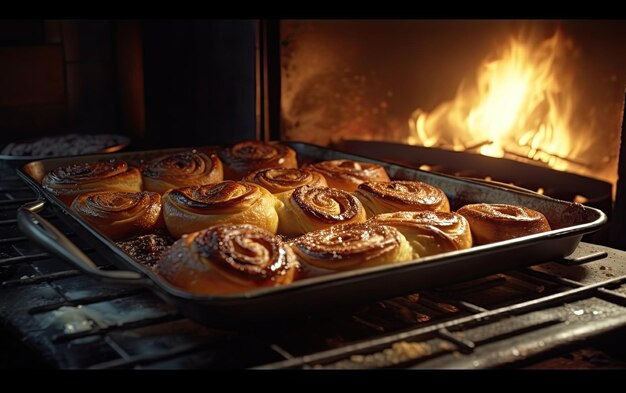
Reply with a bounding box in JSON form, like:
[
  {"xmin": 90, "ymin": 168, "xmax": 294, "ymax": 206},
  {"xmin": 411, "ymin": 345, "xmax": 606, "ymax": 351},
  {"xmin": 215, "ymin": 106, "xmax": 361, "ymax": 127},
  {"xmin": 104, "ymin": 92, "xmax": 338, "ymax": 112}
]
[{"xmin": 2, "ymin": 173, "xmax": 626, "ymax": 369}]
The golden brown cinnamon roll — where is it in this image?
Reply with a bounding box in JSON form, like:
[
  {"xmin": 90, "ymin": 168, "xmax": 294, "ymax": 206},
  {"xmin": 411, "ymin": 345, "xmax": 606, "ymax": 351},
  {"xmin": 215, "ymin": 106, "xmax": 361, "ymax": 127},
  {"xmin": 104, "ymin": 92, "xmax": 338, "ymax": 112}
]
[
  {"xmin": 158, "ymin": 224, "xmax": 297, "ymax": 295},
  {"xmin": 162, "ymin": 181, "xmax": 281, "ymax": 238},
  {"xmin": 141, "ymin": 150, "xmax": 223, "ymax": 194},
  {"xmin": 42, "ymin": 159, "xmax": 142, "ymax": 204},
  {"xmin": 290, "ymin": 222, "xmax": 413, "ymax": 276},
  {"xmin": 355, "ymin": 181, "xmax": 450, "ymax": 217},
  {"xmin": 218, "ymin": 141, "xmax": 298, "ymax": 179},
  {"xmin": 276, "ymin": 185, "xmax": 367, "ymax": 237},
  {"xmin": 244, "ymin": 167, "xmax": 327, "ymax": 194},
  {"xmin": 303, "ymin": 159, "xmax": 390, "ymax": 192},
  {"xmin": 71, "ymin": 191, "xmax": 164, "ymax": 241},
  {"xmin": 457, "ymin": 203, "xmax": 551, "ymax": 245},
  {"xmin": 370, "ymin": 211, "xmax": 472, "ymax": 258}
]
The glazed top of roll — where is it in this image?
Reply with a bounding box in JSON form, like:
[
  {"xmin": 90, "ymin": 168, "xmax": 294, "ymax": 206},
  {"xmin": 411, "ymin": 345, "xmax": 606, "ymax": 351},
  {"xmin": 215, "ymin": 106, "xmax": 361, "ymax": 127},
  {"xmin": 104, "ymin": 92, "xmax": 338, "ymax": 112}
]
[
  {"xmin": 304, "ymin": 159, "xmax": 390, "ymax": 190},
  {"xmin": 356, "ymin": 180, "xmax": 450, "ymax": 213},
  {"xmin": 44, "ymin": 158, "xmax": 132, "ymax": 186},
  {"xmin": 71, "ymin": 190, "xmax": 164, "ymax": 241},
  {"xmin": 193, "ymin": 223, "xmax": 294, "ymax": 282},
  {"xmin": 290, "ymin": 185, "xmax": 364, "ymax": 223},
  {"xmin": 218, "ymin": 141, "xmax": 297, "ymax": 175},
  {"xmin": 370, "ymin": 210, "xmax": 471, "ymax": 251},
  {"xmin": 72, "ymin": 190, "xmax": 161, "ymax": 221},
  {"xmin": 291, "ymin": 222, "xmax": 407, "ymax": 271},
  {"xmin": 457, "ymin": 203, "xmax": 551, "ymax": 244},
  {"xmin": 458, "ymin": 203, "xmax": 549, "ymax": 224},
  {"xmin": 244, "ymin": 167, "xmax": 327, "ymax": 194},
  {"xmin": 141, "ymin": 150, "xmax": 222, "ymax": 184},
  {"xmin": 165, "ymin": 181, "xmax": 270, "ymax": 214},
  {"xmin": 371, "ymin": 210, "xmax": 467, "ymax": 232}
]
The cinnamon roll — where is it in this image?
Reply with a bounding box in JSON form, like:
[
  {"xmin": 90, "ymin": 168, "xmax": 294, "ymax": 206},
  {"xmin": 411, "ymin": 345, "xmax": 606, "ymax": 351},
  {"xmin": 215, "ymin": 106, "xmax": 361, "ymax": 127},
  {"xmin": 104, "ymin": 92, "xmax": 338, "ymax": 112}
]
[
  {"xmin": 158, "ymin": 224, "xmax": 297, "ymax": 295},
  {"xmin": 244, "ymin": 167, "xmax": 327, "ymax": 194},
  {"xmin": 71, "ymin": 191, "xmax": 164, "ymax": 241},
  {"xmin": 290, "ymin": 222, "xmax": 413, "ymax": 276},
  {"xmin": 162, "ymin": 181, "xmax": 281, "ymax": 238},
  {"xmin": 141, "ymin": 150, "xmax": 223, "ymax": 194},
  {"xmin": 370, "ymin": 211, "xmax": 472, "ymax": 258},
  {"xmin": 457, "ymin": 203, "xmax": 551, "ymax": 245},
  {"xmin": 355, "ymin": 181, "xmax": 450, "ymax": 217},
  {"xmin": 276, "ymin": 185, "xmax": 366, "ymax": 237},
  {"xmin": 42, "ymin": 159, "xmax": 142, "ymax": 204},
  {"xmin": 218, "ymin": 141, "xmax": 298, "ymax": 179},
  {"xmin": 303, "ymin": 159, "xmax": 390, "ymax": 192}
]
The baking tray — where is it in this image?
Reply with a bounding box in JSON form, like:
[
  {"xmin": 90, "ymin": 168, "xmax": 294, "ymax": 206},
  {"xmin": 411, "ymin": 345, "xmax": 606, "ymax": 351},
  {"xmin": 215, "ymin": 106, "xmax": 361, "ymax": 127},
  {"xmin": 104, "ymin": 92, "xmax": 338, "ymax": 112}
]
[
  {"xmin": 1, "ymin": 134, "xmax": 130, "ymax": 174},
  {"xmin": 15, "ymin": 142, "xmax": 607, "ymax": 328}
]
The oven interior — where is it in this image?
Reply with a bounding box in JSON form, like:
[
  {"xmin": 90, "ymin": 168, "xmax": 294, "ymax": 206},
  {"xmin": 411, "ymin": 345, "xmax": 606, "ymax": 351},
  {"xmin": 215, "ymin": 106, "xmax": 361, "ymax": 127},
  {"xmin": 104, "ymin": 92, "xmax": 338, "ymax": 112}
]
[
  {"xmin": 278, "ymin": 20, "xmax": 626, "ymax": 187},
  {"xmin": 2, "ymin": 19, "xmax": 626, "ymax": 369}
]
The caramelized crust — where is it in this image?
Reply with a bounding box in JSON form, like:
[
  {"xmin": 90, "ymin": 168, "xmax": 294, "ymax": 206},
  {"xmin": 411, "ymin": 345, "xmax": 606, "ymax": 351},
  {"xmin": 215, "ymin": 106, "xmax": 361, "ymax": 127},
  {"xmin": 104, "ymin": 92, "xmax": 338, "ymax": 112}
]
[
  {"xmin": 457, "ymin": 203, "xmax": 551, "ymax": 245},
  {"xmin": 355, "ymin": 181, "xmax": 450, "ymax": 217},
  {"xmin": 290, "ymin": 222, "xmax": 413, "ymax": 276},
  {"xmin": 42, "ymin": 159, "xmax": 142, "ymax": 204},
  {"xmin": 71, "ymin": 190, "xmax": 164, "ymax": 241},
  {"xmin": 218, "ymin": 141, "xmax": 298, "ymax": 179},
  {"xmin": 162, "ymin": 181, "xmax": 282, "ymax": 238},
  {"xmin": 116, "ymin": 233, "xmax": 174, "ymax": 270},
  {"xmin": 141, "ymin": 150, "xmax": 223, "ymax": 194},
  {"xmin": 157, "ymin": 224, "xmax": 296, "ymax": 295},
  {"xmin": 276, "ymin": 185, "xmax": 366, "ymax": 237},
  {"xmin": 244, "ymin": 167, "xmax": 327, "ymax": 194},
  {"xmin": 303, "ymin": 159, "xmax": 390, "ymax": 192},
  {"xmin": 370, "ymin": 211, "xmax": 472, "ymax": 258}
]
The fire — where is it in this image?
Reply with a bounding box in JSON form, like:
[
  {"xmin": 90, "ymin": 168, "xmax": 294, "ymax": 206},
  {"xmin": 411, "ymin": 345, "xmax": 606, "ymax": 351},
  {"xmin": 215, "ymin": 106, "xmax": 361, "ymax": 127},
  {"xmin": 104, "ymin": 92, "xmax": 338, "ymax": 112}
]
[{"xmin": 410, "ymin": 30, "xmax": 597, "ymax": 175}]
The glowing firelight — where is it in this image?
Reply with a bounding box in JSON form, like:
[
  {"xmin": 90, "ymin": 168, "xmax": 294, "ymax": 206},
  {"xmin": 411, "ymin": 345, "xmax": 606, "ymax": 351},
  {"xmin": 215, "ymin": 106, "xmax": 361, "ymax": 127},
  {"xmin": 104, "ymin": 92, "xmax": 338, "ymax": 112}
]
[{"xmin": 410, "ymin": 30, "xmax": 593, "ymax": 173}]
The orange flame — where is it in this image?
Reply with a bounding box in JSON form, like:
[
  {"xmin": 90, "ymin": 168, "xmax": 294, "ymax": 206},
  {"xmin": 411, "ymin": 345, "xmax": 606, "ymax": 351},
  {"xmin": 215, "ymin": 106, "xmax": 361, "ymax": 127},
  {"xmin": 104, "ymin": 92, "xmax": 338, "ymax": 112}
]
[{"xmin": 410, "ymin": 30, "xmax": 599, "ymax": 175}]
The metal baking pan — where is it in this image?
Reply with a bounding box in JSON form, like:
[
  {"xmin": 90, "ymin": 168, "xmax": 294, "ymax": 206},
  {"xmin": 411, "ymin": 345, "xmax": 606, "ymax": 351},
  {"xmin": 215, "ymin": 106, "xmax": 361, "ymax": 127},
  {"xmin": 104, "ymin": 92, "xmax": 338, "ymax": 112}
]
[
  {"xmin": 15, "ymin": 142, "xmax": 607, "ymax": 328},
  {"xmin": 0, "ymin": 134, "xmax": 130, "ymax": 174}
]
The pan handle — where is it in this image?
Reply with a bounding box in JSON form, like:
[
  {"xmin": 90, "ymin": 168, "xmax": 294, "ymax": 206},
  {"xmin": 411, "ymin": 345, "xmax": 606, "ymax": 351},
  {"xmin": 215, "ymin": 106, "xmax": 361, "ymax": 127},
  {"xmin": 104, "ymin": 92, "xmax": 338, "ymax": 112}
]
[{"xmin": 17, "ymin": 200, "xmax": 146, "ymax": 283}]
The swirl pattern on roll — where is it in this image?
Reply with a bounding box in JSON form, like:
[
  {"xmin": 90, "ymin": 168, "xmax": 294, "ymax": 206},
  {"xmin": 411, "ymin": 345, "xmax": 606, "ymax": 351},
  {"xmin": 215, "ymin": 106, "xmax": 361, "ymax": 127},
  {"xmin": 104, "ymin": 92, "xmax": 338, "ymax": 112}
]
[
  {"xmin": 291, "ymin": 222, "xmax": 413, "ymax": 273},
  {"xmin": 355, "ymin": 180, "xmax": 450, "ymax": 217},
  {"xmin": 457, "ymin": 203, "xmax": 551, "ymax": 245},
  {"xmin": 162, "ymin": 181, "xmax": 281, "ymax": 238},
  {"xmin": 244, "ymin": 167, "xmax": 327, "ymax": 194},
  {"xmin": 168, "ymin": 181, "xmax": 260, "ymax": 213},
  {"xmin": 218, "ymin": 141, "xmax": 297, "ymax": 179},
  {"xmin": 196, "ymin": 224, "xmax": 291, "ymax": 281},
  {"xmin": 370, "ymin": 211, "xmax": 472, "ymax": 257},
  {"xmin": 276, "ymin": 185, "xmax": 366, "ymax": 236},
  {"xmin": 42, "ymin": 158, "xmax": 142, "ymax": 204},
  {"xmin": 158, "ymin": 224, "xmax": 296, "ymax": 295},
  {"xmin": 304, "ymin": 159, "xmax": 390, "ymax": 192},
  {"xmin": 72, "ymin": 191, "xmax": 164, "ymax": 241},
  {"xmin": 141, "ymin": 150, "xmax": 223, "ymax": 194}
]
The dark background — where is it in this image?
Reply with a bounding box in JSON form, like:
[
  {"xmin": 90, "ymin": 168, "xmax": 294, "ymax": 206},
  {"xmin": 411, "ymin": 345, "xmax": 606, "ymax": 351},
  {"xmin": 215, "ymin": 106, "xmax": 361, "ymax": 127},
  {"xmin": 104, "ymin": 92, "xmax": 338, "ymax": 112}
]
[{"xmin": 0, "ymin": 20, "xmax": 257, "ymax": 150}]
